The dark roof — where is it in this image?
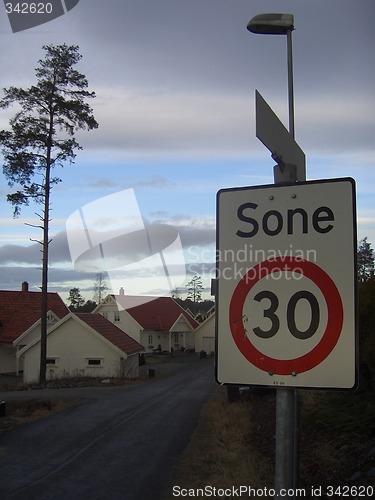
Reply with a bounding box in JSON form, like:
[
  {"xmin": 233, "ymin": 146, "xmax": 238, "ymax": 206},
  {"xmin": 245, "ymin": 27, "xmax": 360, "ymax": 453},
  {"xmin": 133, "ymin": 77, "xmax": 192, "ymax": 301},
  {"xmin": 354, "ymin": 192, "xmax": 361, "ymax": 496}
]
[
  {"xmin": 75, "ymin": 313, "xmax": 144, "ymax": 355},
  {"xmin": 0, "ymin": 290, "xmax": 69, "ymax": 345},
  {"xmin": 125, "ymin": 296, "xmax": 198, "ymax": 331}
]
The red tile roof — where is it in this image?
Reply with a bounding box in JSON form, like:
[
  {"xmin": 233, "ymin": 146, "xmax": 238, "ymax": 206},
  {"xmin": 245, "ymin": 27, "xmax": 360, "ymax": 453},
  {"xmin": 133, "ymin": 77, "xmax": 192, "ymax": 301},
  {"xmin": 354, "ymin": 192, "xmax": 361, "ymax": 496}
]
[
  {"xmin": 124, "ymin": 296, "xmax": 198, "ymax": 331},
  {"xmin": 0, "ymin": 290, "xmax": 69, "ymax": 344},
  {"xmin": 75, "ymin": 313, "xmax": 144, "ymax": 355}
]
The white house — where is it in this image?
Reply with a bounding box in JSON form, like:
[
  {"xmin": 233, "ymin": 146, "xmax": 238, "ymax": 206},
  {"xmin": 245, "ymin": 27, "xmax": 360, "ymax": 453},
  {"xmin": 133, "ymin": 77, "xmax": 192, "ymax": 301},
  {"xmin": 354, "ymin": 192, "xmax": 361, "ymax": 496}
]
[
  {"xmin": 0, "ymin": 282, "xmax": 69, "ymax": 374},
  {"xmin": 13, "ymin": 310, "xmax": 62, "ymax": 374},
  {"xmin": 17, "ymin": 313, "xmax": 144, "ymax": 384},
  {"xmin": 194, "ymin": 308, "xmax": 215, "ymax": 354},
  {"xmin": 94, "ymin": 293, "xmax": 199, "ymax": 353},
  {"xmin": 93, "ymin": 294, "xmax": 145, "ymax": 344}
]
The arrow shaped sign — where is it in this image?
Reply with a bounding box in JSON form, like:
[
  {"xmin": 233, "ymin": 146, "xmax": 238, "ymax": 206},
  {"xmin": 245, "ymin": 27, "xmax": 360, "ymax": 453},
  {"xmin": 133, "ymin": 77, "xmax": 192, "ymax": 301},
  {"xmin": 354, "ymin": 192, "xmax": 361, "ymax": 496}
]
[{"xmin": 256, "ymin": 90, "xmax": 306, "ymax": 182}]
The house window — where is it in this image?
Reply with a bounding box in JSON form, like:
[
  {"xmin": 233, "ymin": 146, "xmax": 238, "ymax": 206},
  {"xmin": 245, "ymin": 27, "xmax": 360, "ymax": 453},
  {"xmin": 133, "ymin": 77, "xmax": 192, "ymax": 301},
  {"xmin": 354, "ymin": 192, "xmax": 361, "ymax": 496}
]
[
  {"xmin": 174, "ymin": 333, "xmax": 179, "ymax": 344},
  {"xmin": 87, "ymin": 358, "xmax": 103, "ymax": 366},
  {"xmin": 46, "ymin": 357, "xmax": 57, "ymax": 365},
  {"xmin": 148, "ymin": 334, "xmax": 153, "ymax": 348},
  {"xmin": 102, "ymin": 312, "xmax": 109, "ymax": 320},
  {"xmin": 114, "ymin": 311, "xmax": 120, "ymax": 322}
]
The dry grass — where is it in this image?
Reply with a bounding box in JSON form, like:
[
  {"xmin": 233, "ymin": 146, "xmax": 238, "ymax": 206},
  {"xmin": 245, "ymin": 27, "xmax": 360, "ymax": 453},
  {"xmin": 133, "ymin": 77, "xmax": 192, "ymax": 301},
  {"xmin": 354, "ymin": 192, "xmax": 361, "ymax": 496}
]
[
  {"xmin": 0, "ymin": 399, "xmax": 78, "ymax": 433},
  {"xmin": 298, "ymin": 389, "xmax": 375, "ymax": 488},
  {"xmin": 163, "ymin": 385, "xmax": 375, "ymax": 499},
  {"xmin": 0, "ymin": 375, "xmax": 144, "ymax": 393},
  {"xmin": 164, "ymin": 389, "xmax": 274, "ymax": 497}
]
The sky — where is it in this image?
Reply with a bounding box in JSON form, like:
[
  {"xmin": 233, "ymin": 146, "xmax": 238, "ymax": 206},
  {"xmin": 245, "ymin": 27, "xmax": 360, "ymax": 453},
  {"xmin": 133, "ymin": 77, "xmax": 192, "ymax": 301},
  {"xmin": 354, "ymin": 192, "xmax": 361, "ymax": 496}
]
[{"xmin": 0, "ymin": 0, "xmax": 374, "ymax": 304}]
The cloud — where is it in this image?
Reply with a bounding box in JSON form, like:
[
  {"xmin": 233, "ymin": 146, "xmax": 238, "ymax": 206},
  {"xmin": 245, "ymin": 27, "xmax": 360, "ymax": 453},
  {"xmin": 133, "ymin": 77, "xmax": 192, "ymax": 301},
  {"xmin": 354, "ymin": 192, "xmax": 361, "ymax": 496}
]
[
  {"xmin": 296, "ymin": 94, "xmax": 375, "ymax": 154},
  {"xmin": 86, "ymin": 177, "xmax": 117, "ymax": 189},
  {"xmin": 78, "ymin": 82, "xmax": 375, "ymax": 162},
  {"xmin": 145, "ymin": 214, "xmax": 216, "ymax": 247},
  {"xmin": 84, "ymin": 88, "xmax": 253, "ymax": 156},
  {"xmin": 132, "ymin": 175, "xmax": 171, "ymax": 190},
  {"xmin": 0, "ymin": 202, "xmax": 216, "ymax": 297},
  {"xmin": 0, "ymin": 231, "xmax": 71, "ymax": 266},
  {"xmin": 178, "ymin": 225, "xmax": 215, "ymax": 248},
  {"xmin": 0, "ymin": 265, "xmax": 97, "ymax": 293}
]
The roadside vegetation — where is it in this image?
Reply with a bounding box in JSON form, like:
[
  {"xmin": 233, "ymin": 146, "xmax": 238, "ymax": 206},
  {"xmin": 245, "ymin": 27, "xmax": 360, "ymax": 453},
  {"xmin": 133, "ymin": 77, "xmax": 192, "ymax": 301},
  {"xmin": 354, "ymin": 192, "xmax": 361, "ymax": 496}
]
[
  {"xmin": 0, "ymin": 399, "xmax": 78, "ymax": 434},
  {"xmin": 166, "ymin": 388, "xmax": 275, "ymax": 495},
  {"xmin": 166, "ymin": 386, "xmax": 375, "ymax": 497}
]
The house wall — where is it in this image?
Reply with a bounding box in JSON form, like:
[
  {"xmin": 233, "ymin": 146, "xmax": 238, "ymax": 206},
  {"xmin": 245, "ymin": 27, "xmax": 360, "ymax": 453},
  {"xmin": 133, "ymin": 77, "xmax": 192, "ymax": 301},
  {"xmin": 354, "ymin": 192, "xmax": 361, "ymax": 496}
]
[
  {"xmin": 15, "ymin": 312, "xmax": 60, "ymax": 349},
  {"xmin": 0, "ymin": 346, "xmax": 16, "ymax": 374},
  {"xmin": 113, "ymin": 311, "xmax": 142, "ymax": 343},
  {"xmin": 171, "ymin": 319, "xmax": 195, "ymax": 350},
  {"xmin": 121, "ymin": 354, "xmax": 139, "ymax": 378},
  {"xmin": 21, "ymin": 327, "xmax": 39, "ymax": 346},
  {"xmin": 96, "ymin": 299, "xmax": 196, "ymax": 352},
  {"xmin": 140, "ymin": 329, "xmax": 195, "ymax": 353},
  {"xmin": 96, "ymin": 304, "xmax": 142, "ymax": 343},
  {"xmin": 170, "ymin": 331, "xmax": 193, "ymax": 351},
  {"xmin": 141, "ymin": 331, "xmax": 169, "ymax": 352},
  {"xmin": 21, "ymin": 317, "xmax": 130, "ymax": 384},
  {"xmin": 185, "ymin": 332, "xmax": 195, "ymax": 350},
  {"xmin": 194, "ymin": 314, "xmax": 215, "ymax": 354},
  {"xmin": 172, "ymin": 331, "xmax": 184, "ymax": 351}
]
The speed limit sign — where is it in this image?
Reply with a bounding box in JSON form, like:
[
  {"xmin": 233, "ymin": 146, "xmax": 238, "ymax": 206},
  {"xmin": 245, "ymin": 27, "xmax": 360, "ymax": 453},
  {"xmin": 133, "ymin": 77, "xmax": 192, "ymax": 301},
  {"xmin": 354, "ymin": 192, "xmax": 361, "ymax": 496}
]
[{"xmin": 215, "ymin": 178, "xmax": 357, "ymax": 389}]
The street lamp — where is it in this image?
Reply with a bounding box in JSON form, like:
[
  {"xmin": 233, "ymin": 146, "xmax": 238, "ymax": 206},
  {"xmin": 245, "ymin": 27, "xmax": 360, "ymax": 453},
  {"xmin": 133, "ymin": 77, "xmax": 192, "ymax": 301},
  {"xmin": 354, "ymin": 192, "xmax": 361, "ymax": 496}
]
[
  {"xmin": 247, "ymin": 13, "xmax": 295, "ymax": 140},
  {"xmin": 247, "ymin": 13, "xmax": 300, "ymax": 500}
]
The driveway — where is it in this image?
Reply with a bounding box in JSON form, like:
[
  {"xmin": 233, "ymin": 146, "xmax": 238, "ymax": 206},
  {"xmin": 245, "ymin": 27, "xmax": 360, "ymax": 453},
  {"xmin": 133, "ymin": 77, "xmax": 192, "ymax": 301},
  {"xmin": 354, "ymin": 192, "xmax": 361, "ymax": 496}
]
[{"xmin": 0, "ymin": 357, "xmax": 215, "ymax": 500}]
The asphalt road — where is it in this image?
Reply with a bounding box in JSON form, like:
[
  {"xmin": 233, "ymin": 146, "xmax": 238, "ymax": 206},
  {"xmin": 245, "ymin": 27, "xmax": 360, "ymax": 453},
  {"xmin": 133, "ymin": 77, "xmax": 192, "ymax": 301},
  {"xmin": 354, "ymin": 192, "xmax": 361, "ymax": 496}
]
[{"xmin": 0, "ymin": 357, "xmax": 216, "ymax": 500}]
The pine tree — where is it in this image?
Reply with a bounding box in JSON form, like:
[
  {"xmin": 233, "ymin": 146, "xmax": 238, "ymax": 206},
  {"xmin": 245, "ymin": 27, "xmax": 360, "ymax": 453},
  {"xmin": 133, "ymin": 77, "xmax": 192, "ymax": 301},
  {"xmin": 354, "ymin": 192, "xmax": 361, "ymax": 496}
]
[
  {"xmin": 357, "ymin": 237, "xmax": 374, "ymax": 282},
  {"xmin": 68, "ymin": 287, "xmax": 85, "ymax": 311},
  {"xmin": 186, "ymin": 275, "xmax": 203, "ymax": 305},
  {"xmin": 0, "ymin": 44, "xmax": 98, "ymax": 383},
  {"xmin": 93, "ymin": 273, "xmax": 108, "ymax": 304}
]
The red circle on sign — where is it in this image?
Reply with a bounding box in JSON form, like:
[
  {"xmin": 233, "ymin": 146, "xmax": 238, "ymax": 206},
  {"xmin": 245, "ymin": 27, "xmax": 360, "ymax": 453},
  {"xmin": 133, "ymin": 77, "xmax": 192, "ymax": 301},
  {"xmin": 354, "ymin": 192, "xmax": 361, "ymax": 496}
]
[{"xmin": 229, "ymin": 257, "xmax": 343, "ymax": 375}]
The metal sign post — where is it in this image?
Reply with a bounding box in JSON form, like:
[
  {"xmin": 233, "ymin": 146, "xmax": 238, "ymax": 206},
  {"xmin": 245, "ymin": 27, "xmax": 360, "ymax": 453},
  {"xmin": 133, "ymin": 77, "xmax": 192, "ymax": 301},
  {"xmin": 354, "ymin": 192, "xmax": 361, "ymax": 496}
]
[{"xmin": 259, "ymin": 80, "xmax": 302, "ymax": 498}]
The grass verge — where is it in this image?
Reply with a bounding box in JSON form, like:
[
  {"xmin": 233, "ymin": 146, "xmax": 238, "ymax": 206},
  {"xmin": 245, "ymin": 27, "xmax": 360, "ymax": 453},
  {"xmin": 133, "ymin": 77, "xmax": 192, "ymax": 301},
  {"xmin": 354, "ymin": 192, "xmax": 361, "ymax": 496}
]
[
  {"xmin": 164, "ymin": 388, "xmax": 274, "ymax": 497},
  {"xmin": 164, "ymin": 387, "xmax": 375, "ymax": 498},
  {"xmin": 0, "ymin": 399, "xmax": 78, "ymax": 433}
]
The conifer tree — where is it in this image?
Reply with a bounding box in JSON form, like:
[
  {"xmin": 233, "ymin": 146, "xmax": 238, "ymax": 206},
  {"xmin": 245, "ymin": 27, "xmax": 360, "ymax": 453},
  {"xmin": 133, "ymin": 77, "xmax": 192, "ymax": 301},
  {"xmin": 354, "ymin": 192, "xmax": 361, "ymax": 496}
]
[
  {"xmin": 358, "ymin": 237, "xmax": 374, "ymax": 282},
  {"xmin": 0, "ymin": 44, "xmax": 98, "ymax": 383}
]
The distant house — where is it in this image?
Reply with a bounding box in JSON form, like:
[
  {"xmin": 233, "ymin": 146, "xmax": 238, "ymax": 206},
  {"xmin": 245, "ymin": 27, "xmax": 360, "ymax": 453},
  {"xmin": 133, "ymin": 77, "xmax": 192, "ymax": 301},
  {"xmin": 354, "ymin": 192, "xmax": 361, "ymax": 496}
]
[
  {"xmin": 0, "ymin": 282, "xmax": 69, "ymax": 374},
  {"xmin": 13, "ymin": 310, "xmax": 62, "ymax": 375},
  {"xmin": 17, "ymin": 313, "xmax": 144, "ymax": 384},
  {"xmin": 94, "ymin": 293, "xmax": 199, "ymax": 352},
  {"xmin": 194, "ymin": 308, "xmax": 215, "ymax": 355}
]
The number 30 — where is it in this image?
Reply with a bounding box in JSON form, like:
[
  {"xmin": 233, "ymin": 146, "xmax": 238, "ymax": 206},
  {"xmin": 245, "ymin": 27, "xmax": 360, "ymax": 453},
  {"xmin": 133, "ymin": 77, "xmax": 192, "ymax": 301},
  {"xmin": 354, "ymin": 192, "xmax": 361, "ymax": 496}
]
[{"xmin": 253, "ymin": 290, "xmax": 320, "ymax": 340}]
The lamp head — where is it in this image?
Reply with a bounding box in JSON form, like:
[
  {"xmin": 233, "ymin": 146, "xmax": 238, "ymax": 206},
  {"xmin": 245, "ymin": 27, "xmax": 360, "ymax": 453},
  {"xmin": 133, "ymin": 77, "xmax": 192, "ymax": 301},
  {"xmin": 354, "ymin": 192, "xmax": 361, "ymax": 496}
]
[{"xmin": 247, "ymin": 13, "xmax": 294, "ymax": 35}]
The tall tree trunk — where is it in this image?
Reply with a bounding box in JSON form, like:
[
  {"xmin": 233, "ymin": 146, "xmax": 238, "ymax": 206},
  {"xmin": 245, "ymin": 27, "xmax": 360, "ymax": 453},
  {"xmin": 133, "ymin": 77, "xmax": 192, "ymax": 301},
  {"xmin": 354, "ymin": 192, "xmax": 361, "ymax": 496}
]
[
  {"xmin": 39, "ymin": 102, "xmax": 53, "ymax": 384},
  {"xmin": 39, "ymin": 160, "xmax": 50, "ymax": 384}
]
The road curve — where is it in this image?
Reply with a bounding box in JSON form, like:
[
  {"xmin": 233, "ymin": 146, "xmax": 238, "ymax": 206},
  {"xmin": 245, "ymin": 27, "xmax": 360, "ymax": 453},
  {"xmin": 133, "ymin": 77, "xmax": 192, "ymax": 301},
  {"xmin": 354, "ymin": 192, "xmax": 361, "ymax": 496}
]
[{"xmin": 0, "ymin": 358, "xmax": 216, "ymax": 500}]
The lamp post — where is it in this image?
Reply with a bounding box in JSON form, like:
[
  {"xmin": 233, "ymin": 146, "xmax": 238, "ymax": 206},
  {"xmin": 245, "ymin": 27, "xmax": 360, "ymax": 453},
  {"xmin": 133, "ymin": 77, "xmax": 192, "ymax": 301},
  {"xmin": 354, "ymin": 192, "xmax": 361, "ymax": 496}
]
[
  {"xmin": 247, "ymin": 13, "xmax": 301, "ymax": 499},
  {"xmin": 247, "ymin": 13, "xmax": 295, "ymax": 139}
]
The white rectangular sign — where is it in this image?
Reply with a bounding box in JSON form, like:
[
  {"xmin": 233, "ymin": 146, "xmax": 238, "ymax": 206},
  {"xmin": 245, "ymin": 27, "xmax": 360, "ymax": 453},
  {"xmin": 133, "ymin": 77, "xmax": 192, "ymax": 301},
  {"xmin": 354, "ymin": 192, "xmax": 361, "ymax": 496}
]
[{"xmin": 215, "ymin": 178, "xmax": 357, "ymax": 389}]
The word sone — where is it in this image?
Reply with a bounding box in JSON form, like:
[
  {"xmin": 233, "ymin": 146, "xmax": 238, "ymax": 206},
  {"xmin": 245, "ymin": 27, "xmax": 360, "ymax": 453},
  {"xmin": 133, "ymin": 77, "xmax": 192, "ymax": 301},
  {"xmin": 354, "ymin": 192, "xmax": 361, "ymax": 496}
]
[{"xmin": 237, "ymin": 203, "xmax": 334, "ymax": 238}]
